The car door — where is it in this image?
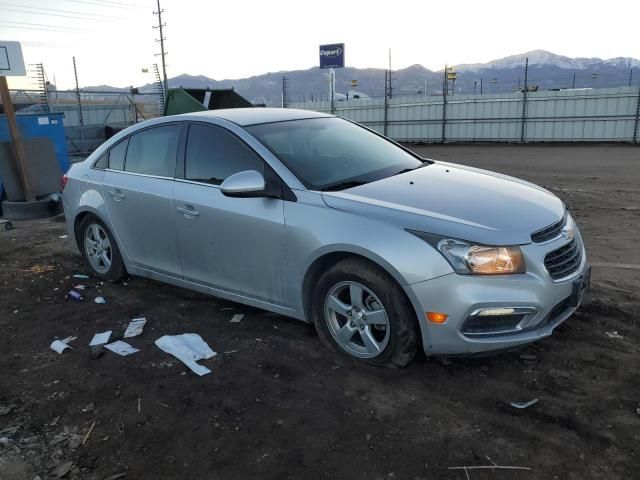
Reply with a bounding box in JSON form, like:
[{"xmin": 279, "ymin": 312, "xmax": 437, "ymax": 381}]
[
  {"xmin": 173, "ymin": 122, "xmax": 288, "ymax": 305},
  {"xmin": 102, "ymin": 123, "xmax": 183, "ymax": 277}
]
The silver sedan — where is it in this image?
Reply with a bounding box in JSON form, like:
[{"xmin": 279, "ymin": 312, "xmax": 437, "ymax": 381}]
[{"xmin": 62, "ymin": 108, "xmax": 590, "ymax": 367}]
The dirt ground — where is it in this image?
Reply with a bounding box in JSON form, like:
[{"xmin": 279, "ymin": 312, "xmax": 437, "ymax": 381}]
[{"xmin": 1, "ymin": 144, "xmax": 639, "ymax": 480}]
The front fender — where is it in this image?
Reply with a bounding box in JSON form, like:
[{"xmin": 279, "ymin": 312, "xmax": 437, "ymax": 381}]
[{"xmin": 285, "ymin": 191, "xmax": 453, "ymax": 317}]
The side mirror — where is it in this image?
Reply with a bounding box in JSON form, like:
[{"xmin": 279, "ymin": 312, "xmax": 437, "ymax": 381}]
[{"xmin": 220, "ymin": 170, "xmax": 267, "ymax": 198}]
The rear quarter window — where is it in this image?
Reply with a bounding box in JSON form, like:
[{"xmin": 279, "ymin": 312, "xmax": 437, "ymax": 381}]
[
  {"xmin": 92, "ymin": 152, "xmax": 107, "ymax": 169},
  {"xmin": 108, "ymin": 138, "xmax": 129, "ymax": 171}
]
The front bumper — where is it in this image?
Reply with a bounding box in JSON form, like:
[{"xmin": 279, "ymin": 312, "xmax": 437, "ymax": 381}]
[{"xmin": 405, "ymin": 233, "xmax": 589, "ymax": 356}]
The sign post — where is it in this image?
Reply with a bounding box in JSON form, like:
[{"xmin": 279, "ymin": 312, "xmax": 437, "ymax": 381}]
[
  {"xmin": 0, "ymin": 41, "xmax": 34, "ymax": 201},
  {"xmin": 319, "ymin": 43, "xmax": 344, "ymax": 114}
]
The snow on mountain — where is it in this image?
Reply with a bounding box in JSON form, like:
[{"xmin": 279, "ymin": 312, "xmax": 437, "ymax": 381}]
[{"xmin": 454, "ymin": 49, "xmax": 640, "ymax": 71}]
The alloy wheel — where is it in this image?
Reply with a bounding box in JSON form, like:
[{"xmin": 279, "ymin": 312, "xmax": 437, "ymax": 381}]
[
  {"xmin": 324, "ymin": 281, "xmax": 390, "ymax": 358},
  {"xmin": 84, "ymin": 223, "xmax": 112, "ymax": 274}
]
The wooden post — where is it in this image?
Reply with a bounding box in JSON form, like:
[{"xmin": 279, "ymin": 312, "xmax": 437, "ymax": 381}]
[{"xmin": 0, "ymin": 76, "xmax": 35, "ymax": 201}]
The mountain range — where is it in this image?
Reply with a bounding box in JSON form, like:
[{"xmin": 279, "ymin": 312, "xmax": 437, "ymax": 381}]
[{"xmin": 92, "ymin": 50, "xmax": 640, "ymax": 106}]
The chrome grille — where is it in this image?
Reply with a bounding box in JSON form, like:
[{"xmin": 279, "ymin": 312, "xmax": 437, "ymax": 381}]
[
  {"xmin": 544, "ymin": 238, "xmax": 582, "ymax": 280},
  {"xmin": 531, "ymin": 213, "xmax": 566, "ymax": 243}
]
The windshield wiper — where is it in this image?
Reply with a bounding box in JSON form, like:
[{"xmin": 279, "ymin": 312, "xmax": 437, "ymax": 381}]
[{"xmin": 322, "ymin": 180, "xmax": 367, "ymax": 191}]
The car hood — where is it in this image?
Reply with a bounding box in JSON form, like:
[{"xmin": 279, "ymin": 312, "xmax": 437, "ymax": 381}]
[{"xmin": 321, "ymin": 161, "xmax": 565, "ymax": 245}]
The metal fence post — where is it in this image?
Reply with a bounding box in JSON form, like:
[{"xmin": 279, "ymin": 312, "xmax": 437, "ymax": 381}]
[
  {"xmin": 383, "ymin": 70, "xmax": 389, "ymax": 137},
  {"xmin": 520, "ymin": 57, "xmax": 529, "ymax": 143},
  {"xmin": 330, "ymin": 68, "xmax": 335, "ymax": 115},
  {"xmin": 441, "ymin": 66, "xmax": 447, "ymax": 143},
  {"xmin": 633, "ymin": 86, "xmax": 640, "ymax": 144}
]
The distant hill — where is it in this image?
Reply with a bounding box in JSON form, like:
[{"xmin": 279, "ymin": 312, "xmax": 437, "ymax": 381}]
[{"xmin": 87, "ymin": 50, "xmax": 640, "ymax": 106}]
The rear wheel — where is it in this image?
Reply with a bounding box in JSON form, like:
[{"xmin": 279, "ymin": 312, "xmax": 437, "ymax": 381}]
[
  {"xmin": 78, "ymin": 215, "xmax": 125, "ymax": 281},
  {"xmin": 312, "ymin": 258, "xmax": 419, "ymax": 367}
]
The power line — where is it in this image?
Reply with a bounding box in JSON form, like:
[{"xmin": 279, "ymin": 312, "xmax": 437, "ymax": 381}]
[
  {"xmin": 1, "ymin": 6, "xmax": 123, "ymax": 22},
  {"xmin": 0, "ymin": 19, "xmax": 88, "ymax": 32},
  {"xmin": 66, "ymin": 0, "xmax": 148, "ymax": 10},
  {"xmin": 0, "ymin": 2, "xmax": 121, "ymax": 19},
  {"xmin": 0, "ymin": 23, "xmax": 88, "ymax": 33}
]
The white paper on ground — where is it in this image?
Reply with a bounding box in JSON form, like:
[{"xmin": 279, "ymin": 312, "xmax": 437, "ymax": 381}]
[
  {"xmin": 89, "ymin": 331, "xmax": 112, "ymax": 346},
  {"xmin": 123, "ymin": 318, "xmax": 147, "ymax": 338},
  {"xmin": 155, "ymin": 333, "xmax": 217, "ymax": 376},
  {"xmin": 50, "ymin": 340, "xmax": 71, "ymax": 354},
  {"xmin": 229, "ymin": 314, "xmax": 244, "ymax": 323},
  {"xmin": 104, "ymin": 340, "xmax": 139, "ymax": 356},
  {"xmin": 50, "ymin": 336, "xmax": 77, "ymax": 354}
]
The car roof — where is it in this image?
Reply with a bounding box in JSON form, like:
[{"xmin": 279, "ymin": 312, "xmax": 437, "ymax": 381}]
[{"xmin": 185, "ymin": 107, "xmax": 332, "ymax": 126}]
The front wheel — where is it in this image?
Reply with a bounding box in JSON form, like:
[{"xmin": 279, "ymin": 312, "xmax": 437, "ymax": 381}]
[
  {"xmin": 77, "ymin": 215, "xmax": 125, "ymax": 281},
  {"xmin": 312, "ymin": 258, "xmax": 419, "ymax": 367}
]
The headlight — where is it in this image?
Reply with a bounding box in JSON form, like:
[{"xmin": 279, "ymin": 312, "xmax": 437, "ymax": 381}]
[{"xmin": 408, "ymin": 231, "xmax": 526, "ymax": 275}]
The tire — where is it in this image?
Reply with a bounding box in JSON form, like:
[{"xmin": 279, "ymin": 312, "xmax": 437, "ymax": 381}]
[
  {"xmin": 312, "ymin": 257, "xmax": 419, "ymax": 368},
  {"xmin": 77, "ymin": 215, "xmax": 125, "ymax": 281}
]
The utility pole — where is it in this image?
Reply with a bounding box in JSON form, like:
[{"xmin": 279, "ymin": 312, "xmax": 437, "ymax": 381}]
[
  {"xmin": 73, "ymin": 56, "xmax": 85, "ymax": 153},
  {"xmin": 480, "ymin": 77, "xmax": 483, "ymax": 95},
  {"xmin": 572, "ymin": 72, "xmax": 576, "ymax": 89},
  {"xmin": 474, "ymin": 80, "xmax": 477, "ymax": 95},
  {"xmin": 153, "ymin": 0, "xmax": 168, "ymax": 101},
  {"xmin": 629, "ymin": 68, "xmax": 634, "ymax": 87}
]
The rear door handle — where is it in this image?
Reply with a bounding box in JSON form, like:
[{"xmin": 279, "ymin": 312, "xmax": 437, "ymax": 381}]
[
  {"xmin": 108, "ymin": 189, "xmax": 125, "ymax": 201},
  {"xmin": 176, "ymin": 206, "xmax": 200, "ymax": 218}
]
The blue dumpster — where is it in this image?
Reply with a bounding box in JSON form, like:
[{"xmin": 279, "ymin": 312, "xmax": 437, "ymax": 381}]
[{"xmin": 0, "ymin": 113, "xmax": 69, "ymax": 174}]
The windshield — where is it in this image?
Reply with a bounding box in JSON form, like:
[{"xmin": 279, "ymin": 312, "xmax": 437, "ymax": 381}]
[{"xmin": 246, "ymin": 117, "xmax": 425, "ymax": 190}]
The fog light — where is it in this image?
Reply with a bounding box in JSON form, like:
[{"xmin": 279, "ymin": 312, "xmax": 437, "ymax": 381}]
[
  {"xmin": 426, "ymin": 312, "xmax": 448, "ymax": 324},
  {"xmin": 477, "ymin": 307, "xmax": 516, "ymax": 317}
]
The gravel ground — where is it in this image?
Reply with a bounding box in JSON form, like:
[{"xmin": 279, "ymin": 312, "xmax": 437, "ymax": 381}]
[{"xmin": 1, "ymin": 144, "xmax": 638, "ymax": 480}]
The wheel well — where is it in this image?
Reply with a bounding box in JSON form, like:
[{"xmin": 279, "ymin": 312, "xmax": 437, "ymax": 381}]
[
  {"xmin": 73, "ymin": 211, "xmax": 92, "ymax": 249},
  {"xmin": 302, "ymin": 252, "xmax": 419, "ymax": 333}
]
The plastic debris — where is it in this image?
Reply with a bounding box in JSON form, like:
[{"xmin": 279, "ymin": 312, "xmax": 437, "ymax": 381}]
[
  {"xmin": 155, "ymin": 333, "xmax": 217, "ymax": 376},
  {"xmin": 605, "ymin": 331, "xmax": 623, "ymax": 339},
  {"xmin": 50, "ymin": 336, "xmax": 77, "ymax": 354},
  {"xmin": 510, "ymin": 398, "xmax": 539, "ymax": 409},
  {"xmin": 59, "ymin": 235, "xmax": 68, "ymax": 239},
  {"xmin": 73, "ymin": 284, "xmax": 86, "ymax": 290},
  {"xmin": 73, "ymin": 274, "xmax": 90, "ymax": 279},
  {"xmin": 68, "ymin": 290, "xmax": 83, "ymax": 302},
  {"xmin": 104, "ymin": 341, "xmax": 139, "ymax": 356},
  {"xmin": 230, "ymin": 314, "xmax": 244, "ymax": 323},
  {"xmin": 123, "ymin": 318, "xmax": 147, "ymax": 338},
  {"xmin": 94, "ymin": 296, "xmax": 107, "ymax": 304},
  {"xmin": 89, "ymin": 331, "xmax": 112, "ymax": 346}
]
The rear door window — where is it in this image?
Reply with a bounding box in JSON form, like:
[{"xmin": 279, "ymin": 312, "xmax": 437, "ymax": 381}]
[
  {"xmin": 125, "ymin": 124, "xmax": 181, "ymax": 177},
  {"xmin": 185, "ymin": 124, "xmax": 264, "ymax": 185}
]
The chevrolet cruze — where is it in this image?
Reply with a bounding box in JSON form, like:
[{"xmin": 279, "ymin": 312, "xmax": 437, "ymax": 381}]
[{"xmin": 62, "ymin": 108, "xmax": 590, "ymax": 367}]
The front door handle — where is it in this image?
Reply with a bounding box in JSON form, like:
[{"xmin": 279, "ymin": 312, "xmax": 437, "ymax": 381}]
[
  {"xmin": 176, "ymin": 205, "xmax": 200, "ymax": 218},
  {"xmin": 108, "ymin": 189, "xmax": 125, "ymax": 201}
]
